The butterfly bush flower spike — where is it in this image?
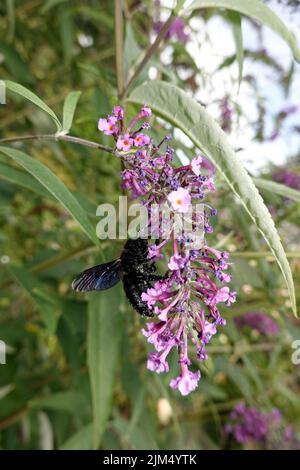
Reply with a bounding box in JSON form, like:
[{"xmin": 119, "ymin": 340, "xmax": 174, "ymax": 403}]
[{"xmin": 97, "ymin": 105, "xmax": 236, "ymax": 396}]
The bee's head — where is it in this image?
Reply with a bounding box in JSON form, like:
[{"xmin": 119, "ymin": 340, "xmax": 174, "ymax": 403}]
[{"xmin": 122, "ymin": 238, "xmax": 149, "ymax": 264}]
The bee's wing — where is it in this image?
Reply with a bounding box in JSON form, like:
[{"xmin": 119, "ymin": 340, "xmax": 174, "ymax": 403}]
[{"xmin": 72, "ymin": 259, "xmax": 122, "ymax": 292}]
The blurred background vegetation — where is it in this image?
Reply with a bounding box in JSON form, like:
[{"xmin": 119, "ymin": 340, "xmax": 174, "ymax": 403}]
[{"xmin": 0, "ymin": 0, "xmax": 300, "ymax": 450}]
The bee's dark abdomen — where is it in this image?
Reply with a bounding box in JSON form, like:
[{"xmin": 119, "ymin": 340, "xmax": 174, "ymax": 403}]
[{"xmin": 122, "ymin": 274, "xmax": 154, "ymax": 317}]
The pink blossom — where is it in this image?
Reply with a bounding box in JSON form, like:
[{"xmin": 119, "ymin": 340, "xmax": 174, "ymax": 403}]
[
  {"xmin": 227, "ymin": 291, "xmax": 237, "ymax": 306},
  {"xmin": 128, "ymin": 105, "xmax": 152, "ymax": 131},
  {"xmin": 212, "ymin": 286, "xmax": 236, "ymax": 306},
  {"xmin": 168, "ymin": 254, "xmax": 186, "ymax": 271},
  {"xmin": 142, "ymin": 322, "xmax": 166, "ymax": 350},
  {"xmin": 167, "ymin": 187, "xmax": 191, "ymax": 213},
  {"xmin": 142, "ymin": 320, "xmax": 175, "ymax": 352},
  {"xmin": 202, "ymin": 321, "xmax": 217, "ymax": 343},
  {"xmin": 137, "ymin": 150, "xmax": 147, "ymax": 159},
  {"xmin": 116, "ymin": 133, "xmax": 133, "ymax": 151},
  {"xmin": 141, "ymin": 289, "xmax": 157, "ymax": 309},
  {"xmin": 147, "ymin": 244, "xmax": 164, "ymax": 260},
  {"xmin": 134, "ymin": 133, "xmax": 151, "ymax": 147},
  {"xmin": 218, "ymin": 272, "xmax": 231, "ymax": 283},
  {"xmin": 113, "ymin": 105, "xmax": 124, "ymax": 120},
  {"xmin": 98, "ymin": 116, "xmax": 118, "ymax": 135},
  {"xmin": 147, "ymin": 352, "xmax": 169, "ymax": 373},
  {"xmin": 141, "ymin": 105, "xmax": 152, "ymax": 117},
  {"xmin": 141, "ymin": 282, "xmax": 172, "ymax": 308},
  {"xmin": 191, "ymin": 156, "xmax": 202, "ymax": 176},
  {"xmin": 170, "ymin": 366, "xmax": 201, "ymax": 396},
  {"xmin": 121, "ymin": 169, "xmax": 147, "ymax": 196},
  {"xmin": 201, "ymin": 157, "xmax": 215, "ymax": 175},
  {"xmin": 157, "ymin": 294, "xmax": 181, "ymax": 322},
  {"xmin": 203, "ymin": 177, "xmax": 216, "ymax": 192}
]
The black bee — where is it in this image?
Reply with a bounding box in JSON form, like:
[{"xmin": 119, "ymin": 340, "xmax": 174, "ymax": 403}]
[{"xmin": 72, "ymin": 238, "xmax": 162, "ymax": 317}]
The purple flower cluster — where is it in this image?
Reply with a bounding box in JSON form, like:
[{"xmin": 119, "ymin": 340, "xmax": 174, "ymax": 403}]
[
  {"xmin": 225, "ymin": 403, "xmax": 281, "ymax": 445},
  {"xmin": 226, "ymin": 403, "xmax": 299, "ymax": 449},
  {"xmin": 267, "ymin": 105, "xmax": 298, "ymax": 141},
  {"xmin": 153, "ymin": 17, "xmax": 190, "ymax": 44},
  {"xmin": 98, "ymin": 105, "xmax": 236, "ymax": 396},
  {"xmin": 220, "ymin": 96, "xmax": 233, "ymax": 133},
  {"xmin": 98, "ymin": 105, "xmax": 151, "ymax": 153},
  {"xmin": 272, "ymin": 169, "xmax": 300, "ymax": 190},
  {"xmin": 234, "ymin": 311, "xmax": 280, "ymax": 336}
]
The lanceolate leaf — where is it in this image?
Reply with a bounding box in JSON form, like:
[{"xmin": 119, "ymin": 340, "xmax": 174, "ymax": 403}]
[
  {"xmin": 88, "ymin": 286, "xmax": 122, "ymax": 449},
  {"xmin": 0, "ymin": 146, "xmax": 98, "ymax": 245},
  {"xmin": 0, "ymin": 42, "xmax": 33, "ymax": 84},
  {"xmin": 62, "ymin": 90, "xmax": 82, "ymax": 132},
  {"xmin": 30, "ymin": 391, "xmax": 85, "ymax": 413},
  {"xmin": 4, "ymin": 80, "xmax": 62, "ymax": 130},
  {"xmin": 186, "ymin": 0, "xmax": 300, "ymax": 63},
  {"xmin": 59, "ymin": 424, "xmax": 93, "ymax": 450},
  {"xmin": 6, "ymin": 265, "xmax": 60, "ymax": 333},
  {"xmin": 0, "ymin": 157, "xmax": 97, "ymax": 214},
  {"xmin": 124, "ymin": 24, "xmax": 142, "ymax": 81},
  {"xmin": 0, "ymin": 160, "xmax": 52, "ymax": 198},
  {"xmin": 254, "ymin": 178, "xmax": 300, "ymax": 203},
  {"xmin": 128, "ymin": 81, "xmax": 296, "ymax": 315},
  {"xmin": 227, "ymin": 11, "xmax": 243, "ymax": 88}
]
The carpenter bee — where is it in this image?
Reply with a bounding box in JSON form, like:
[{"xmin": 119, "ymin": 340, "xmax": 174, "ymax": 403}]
[{"xmin": 72, "ymin": 239, "xmax": 162, "ymax": 317}]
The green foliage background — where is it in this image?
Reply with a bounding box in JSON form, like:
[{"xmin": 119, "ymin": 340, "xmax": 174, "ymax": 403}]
[{"xmin": 0, "ymin": 0, "xmax": 299, "ymax": 450}]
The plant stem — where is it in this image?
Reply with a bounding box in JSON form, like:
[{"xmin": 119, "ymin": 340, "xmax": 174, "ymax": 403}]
[
  {"xmin": 114, "ymin": 0, "xmax": 128, "ymax": 198},
  {"xmin": 0, "ymin": 134, "xmax": 116, "ymax": 155},
  {"xmin": 0, "ymin": 405, "xmax": 29, "ymax": 431},
  {"xmin": 231, "ymin": 251, "xmax": 300, "ymax": 259},
  {"xmin": 208, "ymin": 342, "xmax": 276, "ymax": 354},
  {"xmin": 115, "ymin": 0, "xmax": 125, "ymax": 100},
  {"xmin": 120, "ymin": 12, "xmax": 174, "ymax": 99}
]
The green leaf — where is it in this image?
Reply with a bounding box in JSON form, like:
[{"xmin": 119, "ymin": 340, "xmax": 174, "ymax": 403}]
[
  {"xmin": 4, "ymin": 80, "xmax": 62, "ymax": 130},
  {"xmin": 0, "ymin": 160, "xmax": 52, "ymax": 199},
  {"xmin": 124, "ymin": 24, "xmax": 143, "ymax": 81},
  {"xmin": 0, "ymin": 157, "xmax": 96, "ymax": 214},
  {"xmin": 0, "ymin": 147, "xmax": 99, "ymax": 245},
  {"xmin": 186, "ymin": 0, "xmax": 300, "ymax": 63},
  {"xmin": 75, "ymin": 5, "xmax": 114, "ymax": 30},
  {"xmin": 174, "ymin": 0, "xmax": 187, "ymax": 15},
  {"xmin": 112, "ymin": 417, "xmax": 159, "ymax": 450},
  {"xmin": 128, "ymin": 81, "xmax": 296, "ymax": 315},
  {"xmin": 59, "ymin": 424, "xmax": 93, "ymax": 450},
  {"xmin": 218, "ymin": 358, "xmax": 253, "ymax": 400},
  {"xmin": 201, "ymin": 381, "xmax": 228, "ymax": 401},
  {"xmin": 59, "ymin": 9, "xmax": 74, "ymax": 66},
  {"xmin": 233, "ymin": 207, "xmax": 274, "ymax": 290},
  {"xmin": 88, "ymin": 286, "xmax": 122, "ymax": 449},
  {"xmin": 6, "ymin": 265, "xmax": 60, "ymax": 333},
  {"xmin": 254, "ymin": 178, "xmax": 300, "ymax": 203},
  {"xmin": 227, "ymin": 11, "xmax": 243, "ymax": 88},
  {"xmin": 0, "ymin": 42, "xmax": 33, "ymax": 84},
  {"xmin": 62, "ymin": 91, "xmax": 82, "ymax": 133},
  {"xmin": 30, "ymin": 391, "xmax": 85, "ymax": 413},
  {"xmin": 5, "ymin": 0, "xmax": 16, "ymax": 42},
  {"xmin": 41, "ymin": 0, "xmax": 68, "ymax": 13}
]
